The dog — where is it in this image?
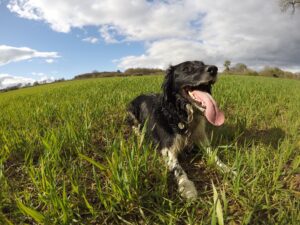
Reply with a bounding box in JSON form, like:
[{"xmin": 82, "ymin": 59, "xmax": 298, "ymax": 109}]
[{"xmin": 127, "ymin": 61, "xmax": 231, "ymax": 200}]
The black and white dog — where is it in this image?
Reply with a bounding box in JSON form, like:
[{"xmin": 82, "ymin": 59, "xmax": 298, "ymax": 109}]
[{"xmin": 127, "ymin": 61, "xmax": 230, "ymax": 200}]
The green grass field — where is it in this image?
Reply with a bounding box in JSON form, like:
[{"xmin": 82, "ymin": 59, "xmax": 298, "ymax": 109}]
[{"xmin": 0, "ymin": 75, "xmax": 299, "ymax": 224}]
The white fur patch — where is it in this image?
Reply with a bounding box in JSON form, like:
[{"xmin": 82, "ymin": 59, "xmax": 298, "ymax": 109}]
[
  {"xmin": 162, "ymin": 146, "xmax": 198, "ymax": 200},
  {"xmin": 178, "ymin": 176, "xmax": 198, "ymax": 200},
  {"xmin": 205, "ymin": 147, "xmax": 237, "ymax": 175}
]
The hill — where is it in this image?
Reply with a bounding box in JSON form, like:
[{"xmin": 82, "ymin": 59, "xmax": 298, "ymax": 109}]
[{"xmin": 74, "ymin": 68, "xmax": 164, "ymax": 79}]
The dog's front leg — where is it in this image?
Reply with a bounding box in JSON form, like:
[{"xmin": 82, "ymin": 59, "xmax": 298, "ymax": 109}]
[
  {"xmin": 204, "ymin": 144, "xmax": 236, "ymax": 175},
  {"xmin": 161, "ymin": 148, "xmax": 198, "ymax": 200},
  {"xmin": 194, "ymin": 124, "xmax": 236, "ymax": 175}
]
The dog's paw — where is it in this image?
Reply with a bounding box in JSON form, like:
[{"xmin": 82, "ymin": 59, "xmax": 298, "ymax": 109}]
[
  {"xmin": 220, "ymin": 164, "xmax": 237, "ymax": 177},
  {"xmin": 215, "ymin": 158, "xmax": 237, "ymax": 177},
  {"xmin": 231, "ymin": 169, "xmax": 237, "ymax": 177},
  {"xmin": 178, "ymin": 178, "xmax": 198, "ymax": 200}
]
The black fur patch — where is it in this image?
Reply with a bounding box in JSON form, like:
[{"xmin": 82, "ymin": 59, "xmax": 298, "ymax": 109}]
[{"xmin": 127, "ymin": 60, "xmax": 218, "ymax": 150}]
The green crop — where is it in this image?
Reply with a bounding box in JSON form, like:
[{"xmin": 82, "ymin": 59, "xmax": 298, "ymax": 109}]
[{"xmin": 0, "ymin": 75, "xmax": 299, "ymax": 224}]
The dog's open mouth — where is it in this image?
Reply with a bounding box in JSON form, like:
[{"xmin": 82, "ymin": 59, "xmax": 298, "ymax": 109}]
[{"xmin": 184, "ymin": 82, "xmax": 225, "ymax": 126}]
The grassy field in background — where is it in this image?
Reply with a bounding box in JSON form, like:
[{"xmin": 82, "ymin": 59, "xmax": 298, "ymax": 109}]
[{"xmin": 0, "ymin": 75, "xmax": 299, "ymax": 224}]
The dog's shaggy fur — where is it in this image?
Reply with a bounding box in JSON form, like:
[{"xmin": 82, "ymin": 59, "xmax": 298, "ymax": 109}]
[{"xmin": 127, "ymin": 61, "xmax": 229, "ymax": 199}]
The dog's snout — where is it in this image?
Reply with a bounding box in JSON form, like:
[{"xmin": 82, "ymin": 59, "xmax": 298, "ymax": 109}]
[{"xmin": 206, "ymin": 65, "xmax": 218, "ymax": 76}]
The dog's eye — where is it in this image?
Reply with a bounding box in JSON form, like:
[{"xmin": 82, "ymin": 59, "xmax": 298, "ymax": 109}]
[
  {"xmin": 183, "ymin": 67, "xmax": 194, "ymax": 73},
  {"xmin": 183, "ymin": 67, "xmax": 190, "ymax": 72}
]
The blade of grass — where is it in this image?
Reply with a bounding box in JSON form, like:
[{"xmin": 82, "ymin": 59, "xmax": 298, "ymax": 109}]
[
  {"xmin": 212, "ymin": 181, "xmax": 224, "ymax": 225},
  {"xmin": 16, "ymin": 199, "xmax": 45, "ymax": 224},
  {"xmin": 78, "ymin": 153, "xmax": 106, "ymax": 170}
]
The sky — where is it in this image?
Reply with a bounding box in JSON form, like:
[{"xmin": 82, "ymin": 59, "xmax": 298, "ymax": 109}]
[{"xmin": 0, "ymin": 0, "xmax": 300, "ymax": 89}]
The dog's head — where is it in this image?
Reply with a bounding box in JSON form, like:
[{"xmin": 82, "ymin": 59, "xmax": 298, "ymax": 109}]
[{"xmin": 162, "ymin": 61, "xmax": 224, "ymax": 128}]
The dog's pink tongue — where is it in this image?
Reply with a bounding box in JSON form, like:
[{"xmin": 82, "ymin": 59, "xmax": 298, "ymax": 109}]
[{"xmin": 191, "ymin": 90, "xmax": 225, "ymax": 126}]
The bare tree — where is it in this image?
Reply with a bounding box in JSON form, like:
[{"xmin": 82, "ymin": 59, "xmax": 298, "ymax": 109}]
[{"xmin": 279, "ymin": 0, "xmax": 300, "ymax": 13}]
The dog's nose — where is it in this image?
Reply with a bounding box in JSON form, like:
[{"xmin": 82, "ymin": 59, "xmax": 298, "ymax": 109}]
[{"xmin": 206, "ymin": 65, "xmax": 218, "ymax": 76}]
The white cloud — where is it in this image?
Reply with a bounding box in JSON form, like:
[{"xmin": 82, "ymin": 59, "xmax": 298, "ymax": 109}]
[
  {"xmin": 0, "ymin": 74, "xmax": 34, "ymax": 89},
  {"xmin": 39, "ymin": 75, "xmax": 55, "ymax": 83},
  {"xmin": 31, "ymin": 72, "xmax": 56, "ymax": 82},
  {"xmin": 82, "ymin": 36, "xmax": 99, "ymax": 44},
  {"xmin": 7, "ymin": 0, "xmax": 199, "ymax": 40},
  {"xmin": 99, "ymin": 25, "xmax": 120, "ymax": 43},
  {"xmin": 117, "ymin": 39, "xmax": 212, "ymax": 69},
  {"xmin": 31, "ymin": 72, "xmax": 45, "ymax": 76},
  {"xmin": 45, "ymin": 58, "xmax": 54, "ymax": 63},
  {"xmin": 0, "ymin": 45, "xmax": 59, "ymax": 66},
  {"xmin": 0, "ymin": 73, "xmax": 56, "ymax": 90},
  {"xmin": 7, "ymin": 0, "xmax": 300, "ymax": 70},
  {"xmin": 118, "ymin": 1, "xmax": 300, "ymax": 70}
]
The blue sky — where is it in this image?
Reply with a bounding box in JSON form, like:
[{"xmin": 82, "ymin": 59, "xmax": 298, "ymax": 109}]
[
  {"xmin": 0, "ymin": 3, "xmax": 144, "ymax": 80},
  {"xmin": 0, "ymin": 0, "xmax": 299, "ymax": 88}
]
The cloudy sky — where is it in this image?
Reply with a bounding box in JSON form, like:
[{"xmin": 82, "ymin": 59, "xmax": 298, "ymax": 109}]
[{"xmin": 0, "ymin": 0, "xmax": 300, "ymax": 88}]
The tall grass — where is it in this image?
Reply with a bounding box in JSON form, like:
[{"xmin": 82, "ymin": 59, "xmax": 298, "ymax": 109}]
[{"xmin": 0, "ymin": 75, "xmax": 299, "ymax": 224}]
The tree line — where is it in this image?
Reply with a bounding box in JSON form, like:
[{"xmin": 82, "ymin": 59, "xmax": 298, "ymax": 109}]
[
  {"xmin": 73, "ymin": 68, "xmax": 164, "ymax": 79},
  {"xmin": 0, "ymin": 78, "xmax": 65, "ymax": 93},
  {"xmin": 75, "ymin": 63, "xmax": 300, "ymax": 81},
  {"xmin": 223, "ymin": 60, "xmax": 300, "ymax": 79},
  {"xmin": 1, "ymin": 62, "xmax": 299, "ymax": 93}
]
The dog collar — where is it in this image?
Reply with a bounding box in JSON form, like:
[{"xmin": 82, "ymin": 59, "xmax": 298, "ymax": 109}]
[{"xmin": 178, "ymin": 122, "xmax": 185, "ymax": 129}]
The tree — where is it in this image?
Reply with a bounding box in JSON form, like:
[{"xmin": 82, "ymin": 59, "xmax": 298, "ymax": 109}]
[
  {"xmin": 223, "ymin": 60, "xmax": 231, "ymax": 72},
  {"xmin": 232, "ymin": 63, "xmax": 248, "ymax": 73},
  {"xmin": 279, "ymin": 0, "xmax": 300, "ymax": 13},
  {"xmin": 228, "ymin": 63, "xmax": 258, "ymax": 76}
]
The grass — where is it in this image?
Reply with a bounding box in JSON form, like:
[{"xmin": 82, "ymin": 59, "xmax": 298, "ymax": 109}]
[{"xmin": 0, "ymin": 75, "xmax": 299, "ymax": 224}]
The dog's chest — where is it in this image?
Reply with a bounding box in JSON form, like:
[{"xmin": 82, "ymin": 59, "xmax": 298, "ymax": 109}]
[
  {"xmin": 171, "ymin": 134, "xmax": 191, "ymax": 155},
  {"xmin": 172, "ymin": 114, "xmax": 206, "ymax": 155}
]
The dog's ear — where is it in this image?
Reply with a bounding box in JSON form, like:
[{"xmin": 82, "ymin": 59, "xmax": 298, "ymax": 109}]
[
  {"xmin": 161, "ymin": 65, "xmax": 189, "ymax": 133},
  {"xmin": 162, "ymin": 66, "xmax": 174, "ymax": 103}
]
